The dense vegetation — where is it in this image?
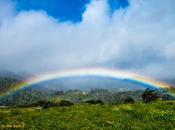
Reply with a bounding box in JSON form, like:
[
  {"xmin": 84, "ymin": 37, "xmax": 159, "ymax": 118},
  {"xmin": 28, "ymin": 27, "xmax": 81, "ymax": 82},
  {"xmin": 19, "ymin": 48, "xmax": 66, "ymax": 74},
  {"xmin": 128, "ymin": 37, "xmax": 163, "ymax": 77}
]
[
  {"xmin": 0, "ymin": 100, "xmax": 175, "ymax": 129},
  {"xmin": 0, "ymin": 88, "xmax": 51, "ymax": 106},
  {"xmin": 0, "ymin": 88, "xmax": 145, "ymax": 106},
  {"xmin": 1, "ymin": 87, "xmax": 174, "ymax": 107}
]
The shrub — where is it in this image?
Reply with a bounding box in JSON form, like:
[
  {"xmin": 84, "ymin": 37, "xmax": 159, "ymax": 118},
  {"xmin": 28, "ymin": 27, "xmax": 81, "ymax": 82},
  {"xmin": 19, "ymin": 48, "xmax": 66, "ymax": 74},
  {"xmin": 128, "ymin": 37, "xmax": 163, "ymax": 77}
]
[
  {"xmin": 42, "ymin": 101, "xmax": 52, "ymax": 109},
  {"xmin": 121, "ymin": 96, "xmax": 135, "ymax": 104},
  {"xmin": 84, "ymin": 100, "xmax": 104, "ymax": 104},
  {"xmin": 32, "ymin": 100, "xmax": 55, "ymax": 109},
  {"xmin": 141, "ymin": 88, "xmax": 159, "ymax": 103},
  {"xmin": 58, "ymin": 100, "xmax": 74, "ymax": 106}
]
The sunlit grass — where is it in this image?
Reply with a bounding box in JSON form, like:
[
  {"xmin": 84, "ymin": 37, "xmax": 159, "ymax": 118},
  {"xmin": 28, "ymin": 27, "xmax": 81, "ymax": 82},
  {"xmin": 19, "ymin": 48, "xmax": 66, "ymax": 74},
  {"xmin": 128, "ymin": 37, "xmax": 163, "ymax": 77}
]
[{"xmin": 0, "ymin": 100, "xmax": 175, "ymax": 129}]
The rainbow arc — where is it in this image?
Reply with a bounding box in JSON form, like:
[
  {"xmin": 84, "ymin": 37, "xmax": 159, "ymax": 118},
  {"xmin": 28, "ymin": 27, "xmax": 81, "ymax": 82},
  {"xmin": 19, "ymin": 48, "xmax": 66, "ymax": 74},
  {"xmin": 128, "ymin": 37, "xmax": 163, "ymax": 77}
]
[{"xmin": 0, "ymin": 68, "xmax": 172, "ymax": 96}]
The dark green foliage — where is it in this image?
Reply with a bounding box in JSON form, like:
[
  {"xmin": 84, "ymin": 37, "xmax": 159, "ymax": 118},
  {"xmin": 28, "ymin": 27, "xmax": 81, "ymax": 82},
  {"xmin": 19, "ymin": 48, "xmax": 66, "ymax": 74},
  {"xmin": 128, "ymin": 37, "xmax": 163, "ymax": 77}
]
[
  {"xmin": 58, "ymin": 100, "xmax": 74, "ymax": 106},
  {"xmin": 121, "ymin": 96, "xmax": 135, "ymax": 104},
  {"xmin": 142, "ymin": 88, "xmax": 159, "ymax": 103},
  {"xmin": 0, "ymin": 88, "xmax": 145, "ymax": 107},
  {"xmin": 60, "ymin": 89, "xmax": 144, "ymax": 104},
  {"xmin": 19, "ymin": 100, "xmax": 74, "ymax": 108},
  {"xmin": 28, "ymin": 100, "xmax": 54, "ymax": 109},
  {"xmin": 0, "ymin": 88, "xmax": 51, "ymax": 107},
  {"xmin": 0, "ymin": 87, "xmax": 174, "ymax": 107},
  {"xmin": 42, "ymin": 101, "xmax": 53, "ymax": 109},
  {"xmin": 85, "ymin": 99, "xmax": 104, "ymax": 104}
]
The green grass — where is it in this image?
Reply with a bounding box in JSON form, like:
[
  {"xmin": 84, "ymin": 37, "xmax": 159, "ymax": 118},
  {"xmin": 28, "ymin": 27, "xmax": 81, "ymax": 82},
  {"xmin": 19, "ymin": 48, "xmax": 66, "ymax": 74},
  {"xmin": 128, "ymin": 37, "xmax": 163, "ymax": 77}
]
[{"xmin": 0, "ymin": 100, "xmax": 175, "ymax": 130}]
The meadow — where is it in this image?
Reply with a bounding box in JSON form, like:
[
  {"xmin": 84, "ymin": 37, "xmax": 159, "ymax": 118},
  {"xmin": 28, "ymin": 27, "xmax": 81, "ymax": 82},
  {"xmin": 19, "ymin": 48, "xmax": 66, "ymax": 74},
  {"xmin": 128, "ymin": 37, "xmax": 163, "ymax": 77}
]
[{"xmin": 0, "ymin": 100, "xmax": 175, "ymax": 130}]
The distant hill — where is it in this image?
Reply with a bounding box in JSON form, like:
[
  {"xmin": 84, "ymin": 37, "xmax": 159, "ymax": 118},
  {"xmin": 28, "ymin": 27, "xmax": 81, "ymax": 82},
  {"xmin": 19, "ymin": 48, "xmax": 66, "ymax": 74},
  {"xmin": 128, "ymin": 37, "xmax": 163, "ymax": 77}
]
[
  {"xmin": 0, "ymin": 70, "xmax": 27, "ymax": 95},
  {"xmin": 1, "ymin": 87, "xmax": 174, "ymax": 107},
  {"xmin": 34, "ymin": 76, "xmax": 147, "ymax": 92},
  {"xmin": 0, "ymin": 69, "xmax": 33, "ymax": 80},
  {"xmin": 0, "ymin": 88, "xmax": 144, "ymax": 106},
  {"xmin": 0, "ymin": 70, "xmax": 22, "ymax": 79},
  {"xmin": 0, "ymin": 77, "xmax": 23, "ymax": 95}
]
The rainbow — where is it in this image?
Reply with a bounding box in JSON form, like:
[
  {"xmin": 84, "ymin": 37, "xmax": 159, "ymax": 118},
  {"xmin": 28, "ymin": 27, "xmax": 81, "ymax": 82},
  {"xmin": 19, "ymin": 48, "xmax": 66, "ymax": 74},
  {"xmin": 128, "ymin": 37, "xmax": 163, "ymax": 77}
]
[{"xmin": 0, "ymin": 68, "xmax": 173, "ymax": 96}]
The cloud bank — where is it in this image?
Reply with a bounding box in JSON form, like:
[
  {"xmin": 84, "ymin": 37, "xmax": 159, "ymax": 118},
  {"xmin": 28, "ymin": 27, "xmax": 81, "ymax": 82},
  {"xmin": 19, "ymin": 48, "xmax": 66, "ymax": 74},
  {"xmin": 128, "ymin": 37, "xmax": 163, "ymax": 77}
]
[{"xmin": 0, "ymin": 0, "xmax": 175, "ymax": 79}]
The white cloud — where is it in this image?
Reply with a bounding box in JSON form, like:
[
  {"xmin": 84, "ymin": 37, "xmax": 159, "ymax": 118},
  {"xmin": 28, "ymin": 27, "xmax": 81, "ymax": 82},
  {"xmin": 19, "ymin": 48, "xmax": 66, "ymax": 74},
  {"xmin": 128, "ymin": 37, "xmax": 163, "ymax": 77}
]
[{"xmin": 0, "ymin": 0, "xmax": 175, "ymax": 79}]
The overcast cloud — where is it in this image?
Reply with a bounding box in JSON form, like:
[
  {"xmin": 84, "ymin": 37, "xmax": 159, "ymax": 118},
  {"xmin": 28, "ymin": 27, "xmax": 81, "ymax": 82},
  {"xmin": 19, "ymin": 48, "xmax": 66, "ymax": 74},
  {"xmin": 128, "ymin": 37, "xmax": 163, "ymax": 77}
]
[{"xmin": 0, "ymin": 0, "xmax": 175, "ymax": 79}]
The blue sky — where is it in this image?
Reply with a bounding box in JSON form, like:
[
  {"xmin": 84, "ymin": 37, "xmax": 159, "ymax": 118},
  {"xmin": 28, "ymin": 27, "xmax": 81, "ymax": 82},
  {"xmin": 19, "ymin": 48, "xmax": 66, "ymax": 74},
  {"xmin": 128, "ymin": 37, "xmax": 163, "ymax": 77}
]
[{"xmin": 12, "ymin": 0, "xmax": 129, "ymax": 22}]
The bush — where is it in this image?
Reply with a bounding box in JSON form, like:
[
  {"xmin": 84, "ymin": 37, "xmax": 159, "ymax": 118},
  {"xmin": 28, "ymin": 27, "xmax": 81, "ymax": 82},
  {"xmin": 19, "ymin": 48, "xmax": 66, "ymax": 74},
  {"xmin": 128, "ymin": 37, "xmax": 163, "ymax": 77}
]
[
  {"xmin": 84, "ymin": 100, "xmax": 104, "ymax": 104},
  {"xmin": 42, "ymin": 101, "xmax": 52, "ymax": 109},
  {"xmin": 142, "ymin": 88, "xmax": 159, "ymax": 103},
  {"xmin": 58, "ymin": 100, "xmax": 74, "ymax": 106},
  {"xmin": 121, "ymin": 96, "xmax": 135, "ymax": 104}
]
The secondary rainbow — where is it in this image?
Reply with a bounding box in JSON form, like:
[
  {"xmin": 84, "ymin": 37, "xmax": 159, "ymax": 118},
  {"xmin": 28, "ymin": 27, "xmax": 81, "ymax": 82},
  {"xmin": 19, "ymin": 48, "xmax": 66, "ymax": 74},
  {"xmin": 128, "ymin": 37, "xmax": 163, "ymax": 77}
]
[{"xmin": 0, "ymin": 68, "xmax": 172, "ymax": 96}]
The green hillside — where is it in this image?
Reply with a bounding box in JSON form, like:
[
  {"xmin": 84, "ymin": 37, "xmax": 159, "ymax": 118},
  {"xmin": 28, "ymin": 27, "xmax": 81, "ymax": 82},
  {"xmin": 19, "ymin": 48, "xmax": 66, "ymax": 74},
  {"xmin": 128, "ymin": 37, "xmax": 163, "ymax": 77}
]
[
  {"xmin": 1, "ymin": 100, "xmax": 175, "ymax": 130},
  {"xmin": 0, "ymin": 77, "xmax": 23, "ymax": 95}
]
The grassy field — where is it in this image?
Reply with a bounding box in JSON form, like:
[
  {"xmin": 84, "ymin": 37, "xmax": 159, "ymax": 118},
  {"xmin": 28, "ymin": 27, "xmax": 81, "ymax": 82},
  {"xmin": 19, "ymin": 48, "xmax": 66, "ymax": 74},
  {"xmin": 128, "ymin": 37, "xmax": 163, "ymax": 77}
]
[{"xmin": 0, "ymin": 100, "xmax": 175, "ymax": 130}]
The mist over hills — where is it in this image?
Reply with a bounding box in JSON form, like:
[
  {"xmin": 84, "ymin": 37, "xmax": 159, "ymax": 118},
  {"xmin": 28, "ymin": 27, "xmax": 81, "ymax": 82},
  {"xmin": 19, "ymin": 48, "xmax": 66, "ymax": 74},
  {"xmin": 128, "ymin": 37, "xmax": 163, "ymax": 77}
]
[
  {"xmin": 0, "ymin": 70, "xmax": 39, "ymax": 94},
  {"xmin": 0, "ymin": 69, "xmax": 34, "ymax": 80},
  {"xmin": 0, "ymin": 70, "xmax": 175, "ymax": 94},
  {"xmin": 0, "ymin": 70, "xmax": 145, "ymax": 94},
  {"xmin": 0, "ymin": 70, "xmax": 22, "ymax": 79},
  {"xmin": 34, "ymin": 76, "xmax": 146, "ymax": 92}
]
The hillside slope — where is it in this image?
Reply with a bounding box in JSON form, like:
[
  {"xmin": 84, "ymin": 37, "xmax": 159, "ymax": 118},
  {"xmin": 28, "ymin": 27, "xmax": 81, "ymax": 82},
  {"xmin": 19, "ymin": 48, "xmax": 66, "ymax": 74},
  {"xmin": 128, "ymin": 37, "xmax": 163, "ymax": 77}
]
[{"xmin": 0, "ymin": 77, "xmax": 22, "ymax": 94}]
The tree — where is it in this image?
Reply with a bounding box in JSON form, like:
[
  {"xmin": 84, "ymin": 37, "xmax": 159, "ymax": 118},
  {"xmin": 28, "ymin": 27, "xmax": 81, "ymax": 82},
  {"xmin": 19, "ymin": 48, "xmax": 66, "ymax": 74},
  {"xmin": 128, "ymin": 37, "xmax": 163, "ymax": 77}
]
[
  {"xmin": 121, "ymin": 96, "xmax": 135, "ymax": 104},
  {"xmin": 141, "ymin": 88, "xmax": 159, "ymax": 103},
  {"xmin": 58, "ymin": 100, "xmax": 74, "ymax": 106},
  {"xmin": 84, "ymin": 99, "xmax": 104, "ymax": 104}
]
